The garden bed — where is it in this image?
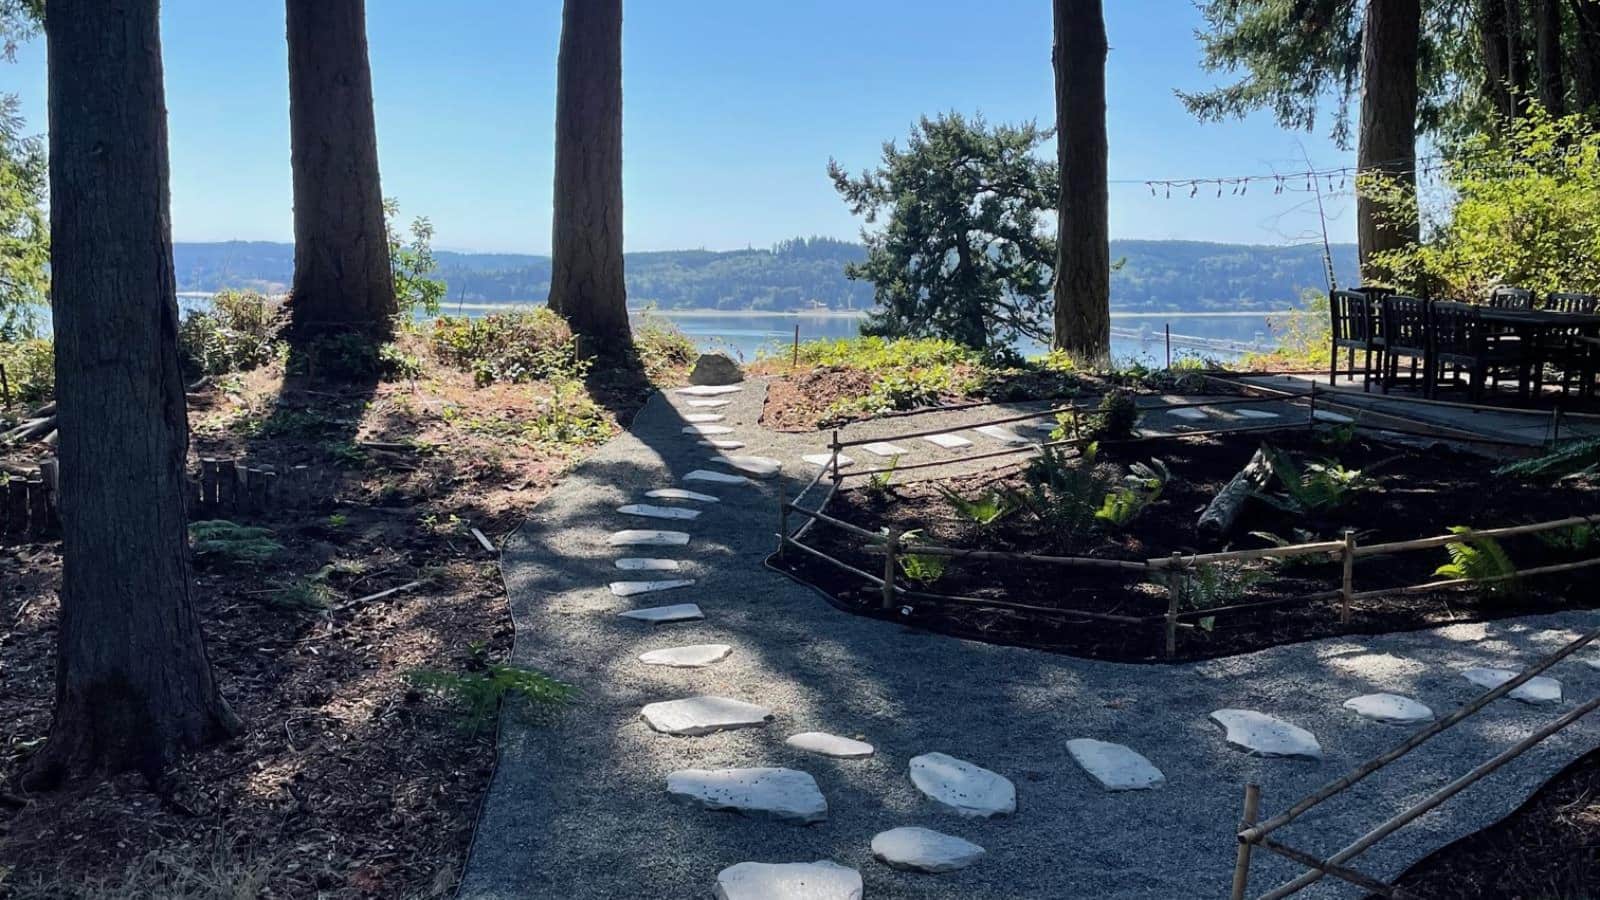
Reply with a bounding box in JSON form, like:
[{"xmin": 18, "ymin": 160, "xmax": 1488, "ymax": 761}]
[{"xmin": 779, "ymin": 428, "xmax": 1599, "ymax": 662}]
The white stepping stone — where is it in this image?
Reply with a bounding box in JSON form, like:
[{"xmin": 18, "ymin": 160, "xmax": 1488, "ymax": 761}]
[
  {"xmin": 871, "ymin": 827, "xmax": 986, "ymax": 874},
  {"xmin": 923, "ymin": 433, "xmax": 974, "ymax": 449},
  {"xmin": 1209, "ymin": 710, "xmax": 1323, "ymax": 760},
  {"xmin": 802, "ymin": 453, "xmax": 856, "ymax": 470},
  {"xmin": 617, "ymin": 503, "xmax": 701, "ymax": 521},
  {"xmin": 1168, "ymin": 407, "xmax": 1209, "ymax": 421},
  {"xmin": 685, "ymin": 469, "xmax": 752, "ymax": 486},
  {"xmin": 1462, "ymin": 667, "xmax": 1563, "ymax": 705},
  {"xmin": 687, "ymin": 399, "xmax": 731, "ymax": 408},
  {"xmin": 677, "ymin": 384, "xmax": 743, "ymax": 397},
  {"xmin": 1313, "ymin": 410, "xmax": 1355, "ymax": 424},
  {"xmin": 714, "ymin": 861, "xmax": 861, "ymax": 900},
  {"xmin": 1583, "ymin": 657, "xmax": 1600, "ymax": 671},
  {"xmin": 1027, "ymin": 420, "xmax": 1061, "ymax": 433},
  {"xmin": 1236, "ymin": 409, "xmax": 1280, "ymax": 420},
  {"xmin": 684, "ymin": 413, "xmax": 726, "ymax": 424},
  {"xmin": 615, "ymin": 558, "xmax": 682, "ymax": 572},
  {"xmin": 1343, "ymin": 693, "xmax": 1434, "ymax": 724},
  {"xmin": 1065, "ymin": 738, "xmax": 1166, "ymax": 791},
  {"xmin": 699, "ymin": 439, "xmax": 746, "ymax": 450},
  {"xmin": 683, "ymin": 424, "xmax": 735, "ymax": 436},
  {"xmin": 618, "ymin": 603, "xmax": 703, "ymax": 624},
  {"xmin": 646, "ymin": 488, "xmax": 720, "ymax": 503},
  {"xmin": 860, "ymin": 441, "xmax": 908, "ymax": 458},
  {"xmin": 639, "ymin": 644, "xmax": 732, "ymax": 668},
  {"xmin": 667, "ymin": 767, "xmax": 826, "ymax": 823},
  {"xmin": 712, "ymin": 455, "xmax": 783, "ymax": 478},
  {"xmin": 643, "ymin": 696, "xmax": 773, "ymax": 736},
  {"xmin": 608, "ymin": 529, "xmax": 690, "ymax": 547},
  {"xmin": 974, "ymin": 425, "xmax": 1031, "ymax": 445},
  {"xmin": 908, "ymin": 752, "xmax": 1016, "ymax": 818},
  {"xmin": 610, "ymin": 579, "xmax": 695, "ymax": 597},
  {"xmin": 786, "ymin": 732, "xmax": 875, "ymax": 759}
]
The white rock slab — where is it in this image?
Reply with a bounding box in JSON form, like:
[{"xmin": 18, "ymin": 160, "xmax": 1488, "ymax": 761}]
[
  {"xmin": 615, "ymin": 558, "xmax": 682, "ymax": 572},
  {"xmin": 687, "ymin": 399, "xmax": 731, "ymax": 408},
  {"xmin": 1236, "ymin": 409, "xmax": 1281, "ymax": 420},
  {"xmin": 1168, "ymin": 407, "xmax": 1209, "ymax": 421},
  {"xmin": 683, "ymin": 424, "xmax": 736, "ymax": 436},
  {"xmin": 646, "ymin": 488, "xmax": 720, "ymax": 503},
  {"xmin": 686, "ymin": 469, "xmax": 752, "ymax": 486},
  {"xmin": 923, "ymin": 433, "xmax": 974, "ymax": 449},
  {"xmin": 617, "ymin": 503, "xmax": 701, "ymax": 521},
  {"xmin": 908, "ymin": 752, "xmax": 1016, "ymax": 818},
  {"xmin": 643, "ymin": 696, "xmax": 774, "ymax": 736},
  {"xmin": 677, "ymin": 385, "xmax": 744, "ymax": 396},
  {"xmin": 860, "ymin": 441, "xmax": 908, "ymax": 457},
  {"xmin": 699, "ymin": 439, "xmax": 746, "ymax": 450},
  {"xmin": 1343, "ymin": 693, "xmax": 1434, "ymax": 724},
  {"xmin": 802, "ymin": 453, "xmax": 856, "ymax": 470},
  {"xmin": 974, "ymin": 425, "xmax": 1031, "ymax": 445},
  {"xmin": 667, "ymin": 767, "xmax": 826, "ymax": 823},
  {"xmin": 712, "ymin": 455, "xmax": 783, "ymax": 478},
  {"xmin": 685, "ymin": 413, "xmax": 726, "ymax": 424},
  {"xmin": 1314, "ymin": 410, "xmax": 1355, "ymax": 424},
  {"xmin": 871, "ymin": 827, "xmax": 986, "ymax": 874},
  {"xmin": 1027, "ymin": 420, "xmax": 1061, "ymax": 433},
  {"xmin": 786, "ymin": 732, "xmax": 874, "ymax": 759},
  {"xmin": 618, "ymin": 603, "xmax": 703, "ymax": 624},
  {"xmin": 1209, "ymin": 710, "xmax": 1323, "ymax": 760},
  {"xmin": 608, "ymin": 530, "xmax": 691, "ymax": 547},
  {"xmin": 1462, "ymin": 667, "xmax": 1563, "ymax": 705},
  {"xmin": 714, "ymin": 861, "xmax": 861, "ymax": 900},
  {"xmin": 610, "ymin": 579, "xmax": 695, "ymax": 597},
  {"xmin": 639, "ymin": 644, "xmax": 732, "ymax": 668},
  {"xmin": 1065, "ymin": 738, "xmax": 1166, "ymax": 791}
]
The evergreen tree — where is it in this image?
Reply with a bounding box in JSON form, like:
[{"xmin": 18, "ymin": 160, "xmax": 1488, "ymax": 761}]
[{"xmin": 1053, "ymin": 0, "xmax": 1112, "ymax": 362}]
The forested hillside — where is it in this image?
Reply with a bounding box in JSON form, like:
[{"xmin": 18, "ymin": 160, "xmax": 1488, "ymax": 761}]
[{"xmin": 174, "ymin": 236, "xmax": 1357, "ymax": 313}]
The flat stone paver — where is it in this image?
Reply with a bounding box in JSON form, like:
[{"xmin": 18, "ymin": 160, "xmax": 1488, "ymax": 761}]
[
  {"xmin": 1313, "ymin": 409, "xmax": 1356, "ymax": 424},
  {"xmin": 1344, "ymin": 693, "xmax": 1435, "ymax": 724},
  {"xmin": 610, "ymin": 579, "xmax": 695, "ymax": 598},
  {"xmin": 607, "ymin": 529, "xmax": 690, "ymax": 547},
  {"xmin": 1463, "ymin": 667, "xmax": 1564, "ymax": 705},
  {"xmin": 1066, "ymin": 738, "xmax": 1166, "ymax": 791},
  {"xmin": 699, "ymin": 439, "xmax": 746, "ymax": 450},
  {"xmin": 908, "ymin": 752, "xmax": 1016, "ymax": 818},
  {"xmin": 802, "ymin": 453, "xmax": 855, "ymax": 469},
  {"xmin": 614, "ymin": 558, "xmax": 682, "ymax": 572},
  {"xmin": 683, "ymin": 424, "xmax": 736, "ymax": 436},
  {"xmin": 1210, "ymin": 709, "xmax": 1323, "ymax": 760},
  {"xmin": 712, "ymin": 455, "xmax": 783, "ymax": 478},
  {"xmin": 617, "ymin": 504, "xmax": 701, "ymax": 521},
  {"xmin": 666, "ymin": 767, "xmax": 827, "ymax": 823},
  {"xmin": 714, "ymin": 861, "xmax": 861, "ymax": 900},
  {"xmin": 974, "ymin": 425, "xmax": 1031, "ymax": 445},
  {"xmin": 685, "ymin": 413, "xmax": 726, "ymax": 424},
  {"xmin": 616, "ymin": 603, "xmax": 703, "ymax": 624},
  {"xmin": 642, "ymin": 695, "xmax": 774, "ymax": 736},
  {"xmin": 1235, "ymin": 409, "xmax": 1281, "ymax": 420},
  {"xmin": 871, "ymin": 827, "xmax": 986, "ymax": 874},
  {"xmin": 685, "ymin": 469, "xmax": 752, "ymax": 486},
  {"xmin": 646, "ymin": 488, "xmax": 721, "ymax": 503},
  {"xmin": 687, "ymin": 399, "xmax": 732, "ymax": 408},
  {"xmin": 785, "ymin": 732, "xmax": 875, "ymax": 759},
  {"xmin": 676, "ymin": 385, "xmax": 744, "ymax": 396},
  {"xmin": 859, "ymin": 441, "xmax": 908, "ymax": 458},
  {"xmin": 1169, "ymin": 408, "xmax": 1209, "ymax": 421},
  {"xmin": 639, "ymin": 644, "xmax": 732, "ymax": 668},
  {"xmin": 923, "ymin": 433, "xmax": 973, "ymax": 449}
]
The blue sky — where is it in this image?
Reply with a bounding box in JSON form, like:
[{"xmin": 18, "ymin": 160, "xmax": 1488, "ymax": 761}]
[{"xmin": 7, "ymin": 0, "xmax": 1359, "ymax": 254}]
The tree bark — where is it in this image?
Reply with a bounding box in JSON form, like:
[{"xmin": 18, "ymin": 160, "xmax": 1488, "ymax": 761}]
[
  {"xmin": 1570, "ymin": 0, "xmax": 1600, "ymax": 113},
  {"xmin": 286, "ymin": 0, "xmax": 397, "ymax": 337},
  {"xmin": 1051, "ymin": 0, "xmax": 1111, "ymax": 363},
  {"xmin": 1479, "ymin": 0, "xmax": 1517, "ymax": 118},
  {"xmin": 1357, "ymin": 0, "xmax": 1422, "ymax": 277},
  {"xmin": 1535, "ymin": 0, "xmax": 1567, "ymax": 115},
  {"xmin": 548, "ymin": 0, "xmax": 631, "ymax": 353},
  {"xmin": 35, "ymin": 0, "xmax": 239, "ymax": 787},
  {"xmin": 1505, "ymin": 0, "xmax": 1530, "ymax": 105}
]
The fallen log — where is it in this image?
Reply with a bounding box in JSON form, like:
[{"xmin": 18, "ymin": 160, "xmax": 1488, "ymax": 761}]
[
  {"xmin": 3, "ymin": 415, "xmax": 55, "ymax": 444},
  {"xmin": 1198, "ymin": 445, "xmax": 1274, "ymax": 536}
]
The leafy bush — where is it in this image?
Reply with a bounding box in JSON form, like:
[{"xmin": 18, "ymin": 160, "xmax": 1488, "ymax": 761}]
[
  {"xmin": 430, "ymin": 310, "xmax": 583, "ymax": 386},
  {"xmin": 1256, "ymin": 447, "xmax": 1371, "ymax": 515},
  {"xmin": 632, "ymin": 309, "xmax": 699, "ymax": 380},
  {"xmin": 937, "ymin": 485, "xmax": 1015, "ymax": 528},
  {"xmin": 1495, "ymin": 438, "xmax": 1600, "ymax": 482},
  {"xmin": 790, "ymin": 336, "xmax": 976, "ymax": 370},
  {"xmin": 1085, "ymin": 389, "xmax": 1140, "ymax": 441},
  {"xmin": 1094, "ymin": 458, "xmax": 1171, "ymax": 528},
  {"xmin": 1156, "ymin": 562, "xmax": 1267, "ymax": 630},
  {"xmin": 896, "ymin": 530, "xmax": 948, "ymax": 586},
  {"xmin": 189, "ymin": 520, "xmax": 283, "ymax": 564},
  {"xmin": 1538, "ymin": 523, "xmax": 1597, "ymax": 554},
  {"xmin": 1245, "ymin": 289, "xmax": 1331, "ymax": 371},
  {"xmin": 0, "ymin": 336, "xmax": 53, "ymax": 406},
  {"xmin": 1435, "ymin": 527, "xmax": 1519, "ymax": 598},
  {"xmin": 386, "ymin": 199, "xmax": 447, "ymax": 318},
  {"xmin": 1006, "ymin": 442, "xmax": 1113, "ymax": 536},
  {"xmin": 178, "ymin": 289, "xmax": 284, "ymax": 377},
  {"xmin": 409, "ymin": 644, "xmax": 572, "ymax": 733}
]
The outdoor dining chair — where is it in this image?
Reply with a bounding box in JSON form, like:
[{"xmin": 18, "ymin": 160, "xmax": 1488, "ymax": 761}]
[
  {"xmin": 1378, "ymin": 294, "xmax": 1431, "ymax": 396},
  {"xmin": 1488, "ymin": 286, "xmax": 1536, "ymax": 310},
  {"xmin": 1543, "ymin": 292, "xmax": 1600, "ymax": 394},
  {"xmin": 1328, "ymin": 289, "xmax": 1383, "ymax": 390},
  {"xmin": 1431, "ymin": 300, "xmax": 1528, "ymax": 401}
]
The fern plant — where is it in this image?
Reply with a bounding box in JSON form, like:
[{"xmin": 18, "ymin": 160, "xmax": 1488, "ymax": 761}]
[
  {"xmin": 896, "ymin": 530, "xmax": 948, "ymax": 587},
  {"xmin": 189, "ymin": 520, "xmax": 283, "ymax": 564},
  {"xmin": 937, "ymin": 485, "xmax": 1015, "ymax": 528},
  {"xmin": 1495, "ymin": 437, "xmax": 1600, "ymax": 482},
  {"xmin": 865, "ymin": 456, "xmax": 899, "ymax": 501},
  {"xmin": 1538, "ymin": 523, "xmax": 1597, "ymax": 554},
  {"xmin": 1256, "ymin": 448, "xmax": 1371, "ymax": 515},
  {"xmin": 1005, "ymin": 442, "xmax": 1109, "ymax": 536},
  {"xmin": 409, "ymin": 645, "xmax": 572, "ymax": 733},
  {"xmin": 1435, "ymin": 527, "xmax": 1519, "ymax": 598},
  {"xmin": 1094, "ymin": 458, "xmax": 1171, "ymax": 528}
]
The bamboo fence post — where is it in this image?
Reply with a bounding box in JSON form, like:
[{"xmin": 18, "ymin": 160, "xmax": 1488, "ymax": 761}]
[
  {"xmin": 200, "ymin": 458, "xmax": 219, "ymax": 509},
  {"xmin": 1340, "ymin": 529, "xmax": 1357, "ymax": 625},
  {"xmin": 217, "ymin": 459, "xmax": 238, "ymax": 511},
  {"xmin": 1550, "ymin": 402, "xmax": 1562, "ymax": 449},
  {"xmin": 1307, "ymin": 380, "xmax": 1318, "ymax": 430},
  {"xmin": 830, "ymin": 429, "xmax": 844, "ymax": 488},
  {"xmin": 882, "ymin": 529, "xmax": 900, "ymax": 610},
  {"xmin": 1230, "ymin": 783, "xmax": 1262, "ymax": 900},
  {"xmin": 1165, "ymin": 552, "xmax": 1184, "ymax": 658},
  {"xmin": 776, "ymin": 478, "xmax": 789, "ymax": 559},
  {"xmin": 26, "ymin": 478, "xmax": 47, "ymax": 531},
  {"xmin": 792, "ymin": 323, "xmax": 800, "ymax": 370}
]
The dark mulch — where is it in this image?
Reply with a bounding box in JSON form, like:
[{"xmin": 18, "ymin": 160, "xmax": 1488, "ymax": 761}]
[{"xmin": 780, "ymin": 429, "xmax": 1598, "ymax": 662}]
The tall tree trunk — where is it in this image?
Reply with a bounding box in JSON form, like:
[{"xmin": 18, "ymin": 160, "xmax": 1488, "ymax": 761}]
[
  {"xmin": 1051, "ymin": 0, "xmax": 1111, "ymax": 362},
  {"xmin": 548, "ymin": 0, "xmax": 631, "ymax": 353},
  {"xmin": 1357, "ymin": 0, "xmax": 1422, "ymax": 277},
  {"xmin": 1479, "ymin": 0, "xmax": 1516, "ymax": 118},
  {"xmin": 286, "ymin": 0, "xmax": 396, "ymax": 337},
  {"xmin": 33, "ymin": 0, "xmax": 239, "ymax": 787},
  {"xmin": 1506, "ymin": 0, "xmax": 1530, "ymax": 106},
  {"xmin": 1535, "ymin": 0, "xmax": 1567, "ymax": 115},
  {"xmin": 1570, "ymin": 0, "xmax": 1600, "ymax": 113}
]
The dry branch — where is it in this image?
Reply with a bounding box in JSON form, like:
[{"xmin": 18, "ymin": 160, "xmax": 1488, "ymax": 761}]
[{"xmin": 1198, "ymin": 445, "xmax": 1272, "ymax": 535}]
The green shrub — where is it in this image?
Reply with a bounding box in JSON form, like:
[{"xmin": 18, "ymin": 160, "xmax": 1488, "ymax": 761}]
[
  {"xmin": 1094, "ymin": 458, "xmax": 1171, "ymax": 528},
  {"xmin": 178, "ymin": 289, "xmax": 284, "ymax": 377},
  {"xmin": 1435, "ymin": 527, "xmax": 1519, "ymax": 598},
  {"xmin": 897, "ymin": 531, "xmax": 948, "ymax": 587},
  {"xmin": 937, "ymin": 485, "xmax": 1015, "ymax": 529},
  {"xmin": 1495, "ymin": 438, "xmax": 1600, "ymax": 482},
  {"xmin": 430, "ymin": 310, "xmax": 583, "ymax": 386},
  {"xmin": 409, "ymin": 643, "xmax": 572, "ymax": 733},
  {"xmin": 788, "ymin": 336, "xmax": 976, "ymax": 370},
  {"xmin": 1256, "ymin": 447, "xmax": 1371, "ymax": 515},
  {"xmin": 189, "ymin": 520, "xmax": 283, "ymax": 564},
  {"xmin": 386, "ymin": 199, "xmax": 447, "ymax": 318},
  {"xmin": 632, "ymin": 311, "xmax": 698, "ymax": 380},
  {"xmin": 1006, "ymin": 442, "xmax": 1112, "ymax": 536},
  {"xmin": 0, "ymin": 337, "xmax": 53, "ymax": 406},
  {"xmin": 1085, "ymin": 389, "xmax": 1139, "ymax": 441}
]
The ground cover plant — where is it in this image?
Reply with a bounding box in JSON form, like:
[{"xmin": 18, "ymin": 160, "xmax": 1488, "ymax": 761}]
[{"xmin": 779, "ymin": 428, "xmax": 1600, "ymax": 661}]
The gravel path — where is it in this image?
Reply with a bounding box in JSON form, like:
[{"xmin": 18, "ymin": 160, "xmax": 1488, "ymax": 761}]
[{"xmin": 459, "ymin": 379, "xmax": 1600, "ymax": 899}]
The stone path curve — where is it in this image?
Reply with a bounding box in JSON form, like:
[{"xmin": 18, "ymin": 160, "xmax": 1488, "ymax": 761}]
[{"xmin": 461, "ymin": 379, "xmax": 1600, "ymax": 899}]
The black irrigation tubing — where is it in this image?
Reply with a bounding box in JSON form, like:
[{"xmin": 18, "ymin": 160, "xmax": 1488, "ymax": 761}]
[
  {"xmin": 777, "ymin": 534, "xmax": 886, "ymax": 586},
  {"xmin": 894, "ymin": 586, "xmax": 1162, "ymax": 625},
  {"xmin": 1171, "ymin": 590, "xmax": 1344, "ymax": 622}
]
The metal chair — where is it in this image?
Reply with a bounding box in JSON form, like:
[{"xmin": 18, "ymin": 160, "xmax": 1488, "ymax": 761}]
[
  {"xmin": 1545, "ymin": 292, "xmax": 1599, "ymax": 314},
  {"xmin": 1328, "ymin": 289, "xmax": 1382, "ymax": 390},
  {"xmin": 1488, "ymin": 286, "xmax": 1535, "ymax": 310},
  {"xmin": 1378, "ymin": 295, "xmax": 1431, "ymax": 396},
  {"xmin": 1543, "ymin": 292, "xmax": 1600, "ymax": 393},
  {"xmin": 1431, "ymin": 301, "xmax": 1529, "ymax": 401}
]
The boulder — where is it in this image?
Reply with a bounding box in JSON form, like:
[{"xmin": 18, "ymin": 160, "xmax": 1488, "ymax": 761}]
[{"xmin": 690, "ymin": 352, "xmax": 744, "ymax": 386}]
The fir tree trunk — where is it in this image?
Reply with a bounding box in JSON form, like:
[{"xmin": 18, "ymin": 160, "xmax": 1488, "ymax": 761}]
[
  {"xmin": 1535, "ymin": 0, "xmax": 1566, "ymax": 116},
  {"xmin": 1051, "ymin": 0, "xmax": 1111, "ymax": 362},
  {"xmin": 548, "ymin": 0, "xmax": 631, "ymax": 353},
  {"xmin": 1357, "ymin": 0, "xmax": 1422, "ymax": 277},
  {"xmin": 1505, "ymin": 0, "xmax": 1530, "ymax": 103},
  {"xmin": 286, "ymin": 0, "xmax": 397, "ymax": 337},
  {"xmin": 1569, "ymin": 0, "xmax": 1600, "ymax": 114},
  {"xmin": 33, "ymin": 0, "xmax": 239, "ymax": 787},
  {"xmin": 1479, "ymin": 0, "xmax": 1516, "ymax": 118}
]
